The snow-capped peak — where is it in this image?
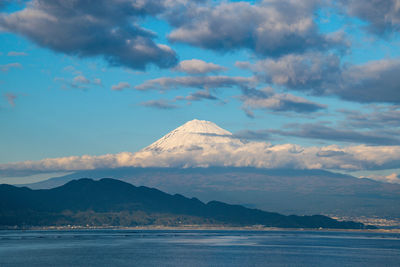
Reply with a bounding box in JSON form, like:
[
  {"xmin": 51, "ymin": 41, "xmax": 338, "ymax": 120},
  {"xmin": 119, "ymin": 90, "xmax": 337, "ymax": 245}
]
[
  {"xmin": 173, "ymin": 119, "xmax": 231, "ymax": 135},
  {"xmin": 143, "ymin": 119, "xmax": 243, "ymax": 152}
]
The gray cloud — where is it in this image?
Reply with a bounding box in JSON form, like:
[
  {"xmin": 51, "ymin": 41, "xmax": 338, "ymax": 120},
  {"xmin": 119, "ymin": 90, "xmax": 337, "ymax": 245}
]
[
  {"xmin": 316, "ymin": 150, "xmax": 347, "ymax": 157},
  {"xmin": 339, "ymin": 106, "xmax": 400, "ymax": 129},
  {"xmin": 111, "ymin": 82, "xmax": 131, "ymax": 91},
  {"xmin": 243, "ymin": 53, "xmax": 400, "ymax": 104},
  {"xmin": 175, "ymin": 59, "xmax": 226, "ymax": 74},
  {"xmin": 0, "ymin": 62, "xmax": 22, "ymax": 71},
  {"xmin": 63, "ymin": 65, "xmax": 83, "ymax": 75},
  {"xmin": 339, "ymin": 59, "xmax": 400, "ymax": 103},
  {"xmin": 135, "ymin": 75, "xmax": 255, "ymax": 91},
  {"xmin": 241, "ymin": 87, "xmax": 326, "ymax": 114},
  {"xmin": 55, "ymin": 75, "xmax": 101, "ymax": 90},
  {"xmin": 340, "ymin": 0, "xmax": 400, "ymax": 35},
  {"xmin": 240, "ymin": 52, "xmax": 341, "ymax": 94},
  {"xmin": 140, "ymin": 99, "xmax": 178, "ymax": 110},
  {"xmin": 7, "ymin": 51, "xmax": 28, "ymax": 56},
  {"xmin": 137, "ymin": 75, "xmax": 325, "ymax": 114},
  {"xmin": 167, "ymin": 0, "xmax": 346, "ymax": 57},
  {"xmin": 4, "ymin": 92, "xmax": 17, "ymax": 107},
  {"xmin": 186, "ymin": 90, "xmax": 218, "ymax": 101},
  {"xmin": 0, "ymin": 0, "xmax": 178, "ymax": 70},
  {"xmin": 242, "ymin": 108, "xmax": 255, "ymax": 118},
  {"xmin": 271, "ymin": 123, "xmax": 400, "ymax": 146},
  {"xmin": 232, "ymin": 129, "xmax": 272, "ymax": 141}
]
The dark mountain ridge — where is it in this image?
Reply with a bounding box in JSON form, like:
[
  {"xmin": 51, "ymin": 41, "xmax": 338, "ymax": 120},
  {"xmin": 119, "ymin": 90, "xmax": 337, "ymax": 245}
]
[
  {"xmin": 21, "ymin": 167, "xmax": 400, "ymax": 219},
  {"xmin": 1, "ymin": 178, "xmax": 371, "ymax": 229}
]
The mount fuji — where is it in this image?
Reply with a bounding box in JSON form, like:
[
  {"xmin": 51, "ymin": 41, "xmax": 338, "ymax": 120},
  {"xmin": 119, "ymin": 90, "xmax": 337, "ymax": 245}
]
[
  {"xmin": 4, "ymin": 118, "xmax": 400, "ymax": 173},
  {"xmin": 131, "ymin": 119, "xmax": 257, "ymax": 169},
  {"xmin": 129, "ymin": 119, "xmax": 304, "ymax": 169},
  {"xmin": 15, "ymin": 119, "xmax": 400, "ymax": 222},
  {"xmin": 144, "ymin": 119, "xmax": 244, "ymax": 152}
]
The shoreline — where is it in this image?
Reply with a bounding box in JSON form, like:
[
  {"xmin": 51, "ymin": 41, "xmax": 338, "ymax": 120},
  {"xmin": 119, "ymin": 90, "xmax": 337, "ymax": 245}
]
[{"xmin": 2, "ymin": 225, "xmax": 400, "ymax": 233}]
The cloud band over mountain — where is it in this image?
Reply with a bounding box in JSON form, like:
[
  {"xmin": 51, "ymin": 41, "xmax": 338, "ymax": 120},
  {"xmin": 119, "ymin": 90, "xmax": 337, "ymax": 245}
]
[{"xmin": 2, "ymin": 140, "xmax": 400, "ymax": 179}]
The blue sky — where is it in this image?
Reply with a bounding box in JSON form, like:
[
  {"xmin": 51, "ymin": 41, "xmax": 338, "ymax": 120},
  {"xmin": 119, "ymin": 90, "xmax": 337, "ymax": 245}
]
[{"xmin": 1, "ymin": 0, "xmax": 400, "ymax": 183}]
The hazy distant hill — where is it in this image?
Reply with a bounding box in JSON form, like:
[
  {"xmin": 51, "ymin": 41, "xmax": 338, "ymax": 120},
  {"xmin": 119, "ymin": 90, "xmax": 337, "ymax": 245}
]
[
  {"xmin": 22, "ymin": 167, "xmax": 400, "ymax": 219},
  {"xmin": 0, "ymin": 178, "xmax": 368, "ymax": 229}
]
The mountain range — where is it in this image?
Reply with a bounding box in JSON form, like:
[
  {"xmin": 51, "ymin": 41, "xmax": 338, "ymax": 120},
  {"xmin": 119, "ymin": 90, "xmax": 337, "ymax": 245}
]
[{"xmin": 0, "ymin": 178, "xmax": 369, "ymax": 229}]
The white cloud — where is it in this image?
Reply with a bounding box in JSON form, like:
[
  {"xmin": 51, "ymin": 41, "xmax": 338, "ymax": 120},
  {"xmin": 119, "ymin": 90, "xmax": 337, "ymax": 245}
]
[
  {"xmin": 361, "ymin": 173, "xmax": 400, "ymax": 184},
  {"xmin": 73, "ymin": 75, "xmax": 90, "ymax": 84},
  {"xmin": 111, "ymin": 82, "xmax": 131, "ymax": 91},
  {"xmin": 175, "ymin": 59, "xmax": 226, "ymax": 74},
  {"xmin": 2, "ymin": 142, "xmax": 400, "ymax": 177},
  {"xmin": 93, "ymin": 78, "xmax": 102, "ymax": 86},
  {"xmin": 0, "ymin": 62, "xmax": 22, "ymax": 72}
]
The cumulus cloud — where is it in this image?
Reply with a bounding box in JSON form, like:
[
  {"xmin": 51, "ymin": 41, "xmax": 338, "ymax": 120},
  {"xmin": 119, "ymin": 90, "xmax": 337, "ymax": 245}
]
[
  {"xmin": 0, "ymin": 62, "xmax": 22, "ymax": 72},
  {"xmin": 339, "ymin": 59, "xmax": 400, "ymax": 103},
  {"xmin": 2, "ymin": 142, "xmax": 400, "ymax": 177},
  {"xmin": 240, "ymin": 52, "xmax": 341, "ymax": 94},
  {"xmin": 140, "ymin": 99, "xmax": 178, "ymax": 109},
  {"xmin": 166, "ymin": 0, "xmax": 346, "ymax": 57},
  {"xmin": 340, "ymin": 0, "xmax": 400, "ymax": 35},
  {"xmin": 135, "ymin": 75, "xmax": 255, "ymax": 91},
  {"xmin": 111, "ymin": 82, "xmax": 131, "ymax": 91},
  {"xmin": 174, "ymin": 59, "xmax": 226, "ymax": 74},
  {"xmin": 0, "ymin": 0, "xmax": 178, "ymax": 70},
  {"xmin": 240, "ymin": 87, "xmax": 326, "ymax": 114},
  {"xmin": 242, "ymin": 53, "xmax": 400, "ymax": 104}
]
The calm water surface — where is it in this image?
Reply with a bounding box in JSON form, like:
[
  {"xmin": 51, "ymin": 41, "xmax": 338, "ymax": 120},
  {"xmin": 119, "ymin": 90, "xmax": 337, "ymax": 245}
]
[{"xmin": 0, "ymin": 229, "xmax": 399, "ymax": 266}]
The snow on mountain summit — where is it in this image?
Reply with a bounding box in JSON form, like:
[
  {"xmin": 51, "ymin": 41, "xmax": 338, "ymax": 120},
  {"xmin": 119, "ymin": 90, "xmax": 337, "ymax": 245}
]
[
  {"xmin": 172, "ymin": 119, "xmax": 231, "ymax": 135},
  {"xmin": 143, "ymin": 119, "xmax": 244, "ymax": 152}
]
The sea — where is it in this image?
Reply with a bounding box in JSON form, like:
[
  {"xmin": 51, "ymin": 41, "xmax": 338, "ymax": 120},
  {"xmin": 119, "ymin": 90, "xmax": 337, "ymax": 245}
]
[{"xmin": 0, "ymin": 229, "xmax": 399, "ymax": 266}]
